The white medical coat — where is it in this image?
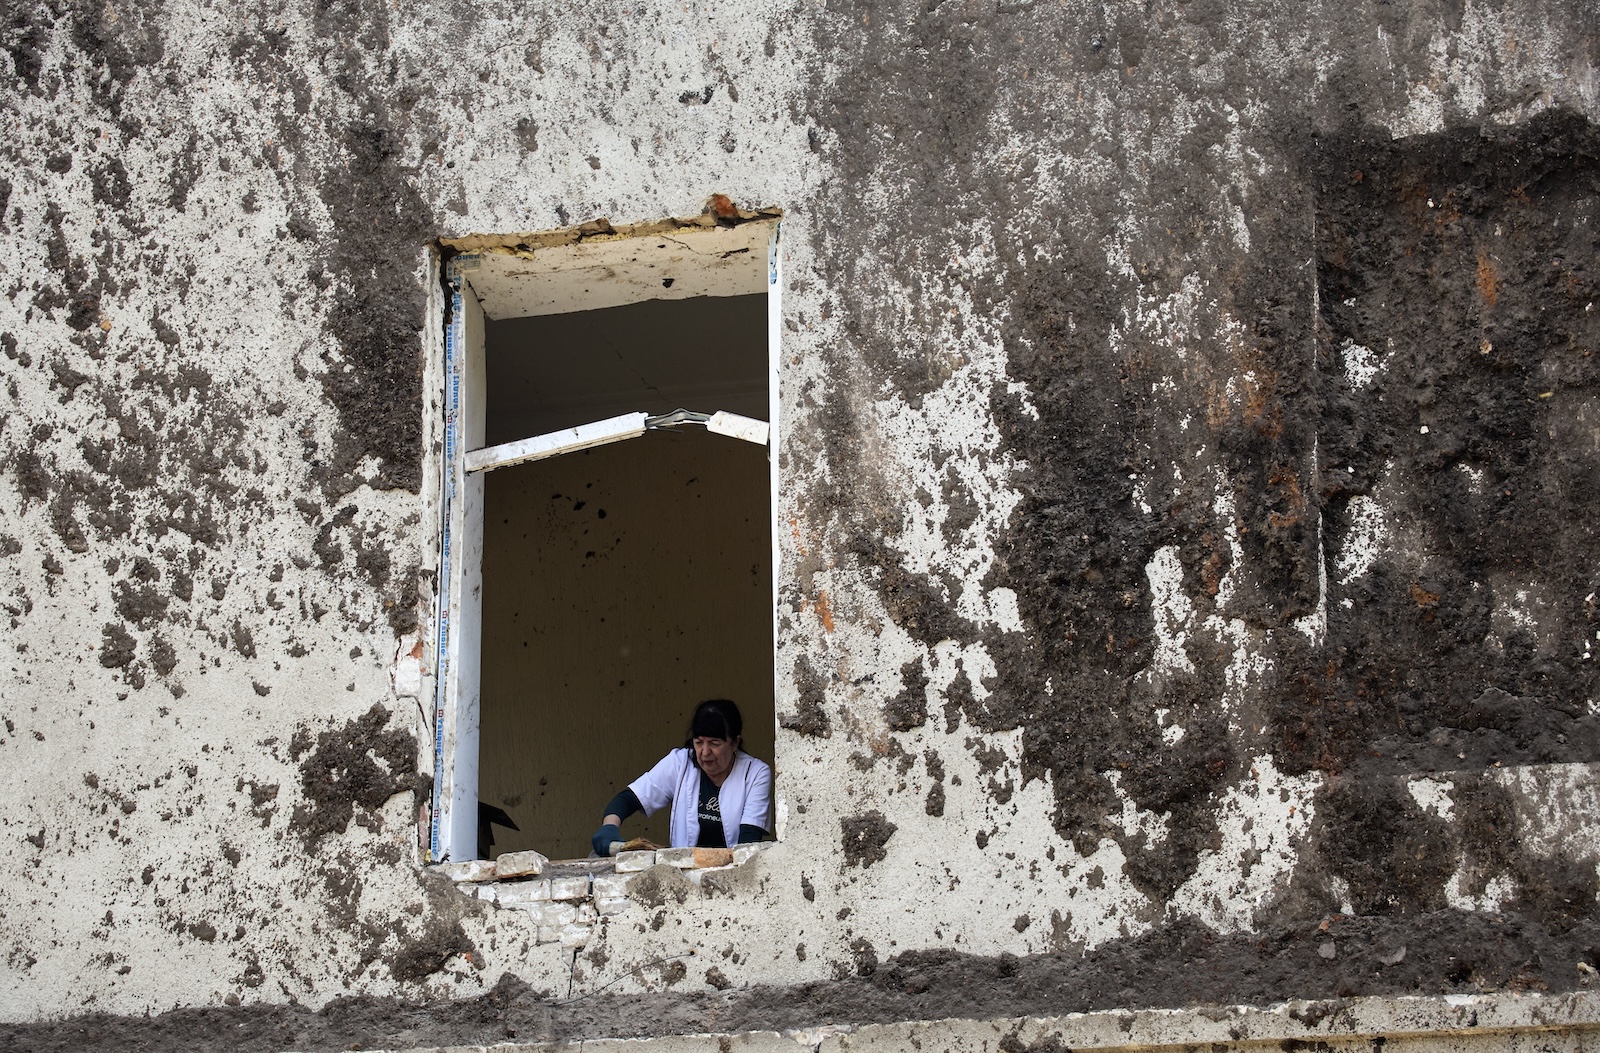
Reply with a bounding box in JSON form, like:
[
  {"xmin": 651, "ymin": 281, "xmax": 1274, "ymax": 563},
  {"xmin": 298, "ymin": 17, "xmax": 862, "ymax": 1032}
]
[{"xmin": 628, "ymin": 747, "xmax": 772, "ymax": 849}]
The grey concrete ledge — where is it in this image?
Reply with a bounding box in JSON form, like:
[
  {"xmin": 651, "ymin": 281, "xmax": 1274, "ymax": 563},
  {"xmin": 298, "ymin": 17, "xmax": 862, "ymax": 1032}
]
[{"xmin": 376, "ymin": 989, "xmax": 1600, "ymax": 1053}]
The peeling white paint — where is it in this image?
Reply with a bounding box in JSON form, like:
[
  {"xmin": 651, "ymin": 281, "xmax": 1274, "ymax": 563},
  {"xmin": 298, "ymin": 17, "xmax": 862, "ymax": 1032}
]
[
  {"xmin": 1293, "ymin": 478, "xmax": 1329, "ymax": 646},
  {"xmin": 1489, "ymin": 763, "xmax": 1600, "ymax": 860},
  {"xmin": 1106, "ymin": 770, "xmax": 1172, "ymax": 849},
  {"xmin": 1341, "ymin": 338, "xmax": 1386, "ymax": 389},
  {"xmin": 1328, "ymin": 875, "xmax": 1357, "ymax": 916},
  {"xmin": 1406, "ymin": 777, "xmax": 1455, "ymax": 820},
  {"xmin": 1212, "ymin": 485, "xmax": 1248, "ymax": 609},
  {"xmin": 1445, "ymin": 869, "xmax": 1517, "ymax": 913},
  {"xmin": 1336, "ymin": 493, "xmax": 1388, "ymax": 584},
  {"xmin": 1146, "ymin": 547, "xmax": 1197, "ymax": 676},
  {"xmin": 1171, "ymin": 756, "xmax": 1321, "ymax": 933},
  {"xmin": 857, "ymin": 223, "xmax": 1029, "ymax": 639}
]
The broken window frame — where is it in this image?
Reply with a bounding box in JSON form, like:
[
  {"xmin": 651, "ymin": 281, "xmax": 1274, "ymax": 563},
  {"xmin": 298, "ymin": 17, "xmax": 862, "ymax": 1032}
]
[{"xmin": 428, "ymin": 217, "xmax": 783, "ymax": 864}]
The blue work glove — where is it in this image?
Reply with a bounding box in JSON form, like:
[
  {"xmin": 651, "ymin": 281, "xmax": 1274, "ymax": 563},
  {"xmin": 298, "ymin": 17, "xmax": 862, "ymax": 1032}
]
[{"xmin": 592, "ymin": 823, "xmax": 622, "ymax": 858}]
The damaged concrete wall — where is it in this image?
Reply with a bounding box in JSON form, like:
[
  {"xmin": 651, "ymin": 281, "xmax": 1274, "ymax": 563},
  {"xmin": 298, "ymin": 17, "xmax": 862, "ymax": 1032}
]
[{"xmin": 2, "ymin": 0, "xmax": 1599, "ymax": 1043}]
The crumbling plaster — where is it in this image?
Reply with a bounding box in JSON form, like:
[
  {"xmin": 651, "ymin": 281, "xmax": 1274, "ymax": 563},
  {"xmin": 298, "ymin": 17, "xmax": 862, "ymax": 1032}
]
[{"xmin": 2, "ymin": 0, "xmax": 1599, "ymax": 1044}]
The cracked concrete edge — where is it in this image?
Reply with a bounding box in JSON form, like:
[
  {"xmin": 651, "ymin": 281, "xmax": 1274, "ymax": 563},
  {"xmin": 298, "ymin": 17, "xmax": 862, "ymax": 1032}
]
[
  {"xmin": 376, "ymin": 990, "xmax": 1600, "ymax": 1053},
  {"xmin": 437, "ymin": 205, "xmax": 782, "ymax": 253}
]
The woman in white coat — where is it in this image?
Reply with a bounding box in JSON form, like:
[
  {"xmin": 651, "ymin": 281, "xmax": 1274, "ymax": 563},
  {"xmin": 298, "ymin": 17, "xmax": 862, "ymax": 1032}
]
[{"xmin": 591, "ymin": 699, "xmax": 773, "ymax": 855}]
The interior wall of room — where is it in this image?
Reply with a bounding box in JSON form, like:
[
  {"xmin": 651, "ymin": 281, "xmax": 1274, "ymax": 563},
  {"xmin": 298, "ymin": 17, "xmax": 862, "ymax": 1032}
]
[
  {"xmin": 478, "ymin": 421, "xmax": 773, "ymax": 860},
  {"xmin": 484, "ymin": 295, "xmax": 770, "ymax": 445}
]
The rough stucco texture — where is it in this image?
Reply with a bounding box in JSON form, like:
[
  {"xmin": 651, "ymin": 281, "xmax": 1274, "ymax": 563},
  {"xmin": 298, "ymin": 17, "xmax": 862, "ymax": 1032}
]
[{"xmin": 2, "ymin": 0, "xmax": 1599, "ymax": 1045}]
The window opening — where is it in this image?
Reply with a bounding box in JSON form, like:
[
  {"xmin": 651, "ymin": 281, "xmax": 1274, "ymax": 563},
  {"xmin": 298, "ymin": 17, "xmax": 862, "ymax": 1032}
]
[{"xmin": 432, "ymin": 216, "xmax": 780, "ymax": 864}]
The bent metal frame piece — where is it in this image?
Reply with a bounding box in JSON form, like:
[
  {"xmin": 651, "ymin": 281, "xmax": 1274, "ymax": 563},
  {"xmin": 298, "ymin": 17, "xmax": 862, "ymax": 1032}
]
[{"xmin": 463, "ymin": 408, "xmax": 770, "ymax": 475}]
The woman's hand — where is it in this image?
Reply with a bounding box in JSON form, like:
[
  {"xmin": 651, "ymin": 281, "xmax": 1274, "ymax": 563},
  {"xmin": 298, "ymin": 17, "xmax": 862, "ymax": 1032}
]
[{"xmin": 591, "ymin": 822, "xmax": 622, "ymax": 857}]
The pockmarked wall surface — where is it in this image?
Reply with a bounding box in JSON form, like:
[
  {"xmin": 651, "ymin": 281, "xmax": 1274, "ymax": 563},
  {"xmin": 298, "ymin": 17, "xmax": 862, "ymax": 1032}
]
[{"xmin": 2, "ymin": 0, "xmax": 1599, "ymax": 1045}]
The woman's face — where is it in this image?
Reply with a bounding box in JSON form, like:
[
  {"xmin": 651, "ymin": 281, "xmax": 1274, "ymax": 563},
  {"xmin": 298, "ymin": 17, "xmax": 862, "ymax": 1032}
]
[{"xmin": 693, "ymin": 735, "xmax": 738, "ymax": 782}]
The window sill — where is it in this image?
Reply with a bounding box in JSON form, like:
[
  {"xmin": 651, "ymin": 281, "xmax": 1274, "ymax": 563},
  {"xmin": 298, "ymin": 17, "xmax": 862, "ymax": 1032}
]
[{"xmin": 429, "ymin": 844, "xmax": 774, "ymax": 948}]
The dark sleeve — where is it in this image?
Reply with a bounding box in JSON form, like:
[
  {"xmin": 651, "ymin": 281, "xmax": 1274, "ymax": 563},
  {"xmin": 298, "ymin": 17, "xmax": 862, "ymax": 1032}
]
[
  {"xmin": 736, "ymin": 823, "xmax": 767, "ymax": 845},
  {"xmin": 605, "ymin": 788, "xmax": 643, "ymax": 821}
]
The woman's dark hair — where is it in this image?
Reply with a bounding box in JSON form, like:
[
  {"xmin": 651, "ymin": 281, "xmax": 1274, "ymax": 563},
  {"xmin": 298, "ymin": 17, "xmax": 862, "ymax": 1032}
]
[{"xmin": 687, "ymin": 699, "xmax": 743, "ymax": 746}]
